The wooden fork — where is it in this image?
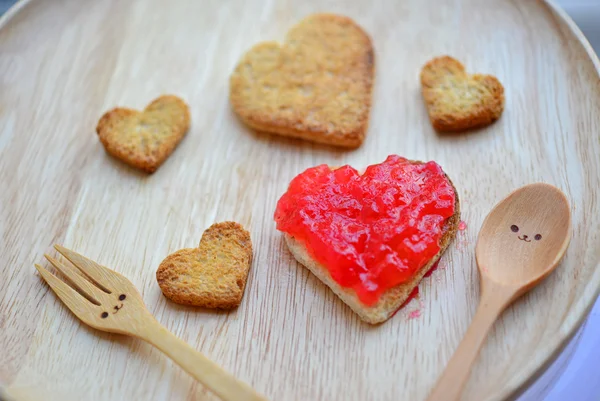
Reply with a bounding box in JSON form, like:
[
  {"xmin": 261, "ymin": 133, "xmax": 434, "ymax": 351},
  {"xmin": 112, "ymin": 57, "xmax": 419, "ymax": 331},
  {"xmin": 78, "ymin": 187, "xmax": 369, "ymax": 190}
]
[{"xmin": 35, "ymin": 244, "xmax": 268, "ymax": 401}]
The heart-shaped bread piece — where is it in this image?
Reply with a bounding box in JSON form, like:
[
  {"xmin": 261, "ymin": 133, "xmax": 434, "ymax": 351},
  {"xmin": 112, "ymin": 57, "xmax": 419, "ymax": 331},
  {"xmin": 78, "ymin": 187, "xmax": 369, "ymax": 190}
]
[
  {"xmin": 229, "ymin": 13, "xmax": 375, "ymax": 148},
  {"xmin": 156, "ymin": 222, "xmax": 253, "ymax": 309},
  {"xmin": 96, "ymin": 95, "xmax": 190, "ymax": 173},
  {"xmin": 420, "ymin": 56, "xmax": 505, "ymax": 132},
  {"xmin": 274, "ymin": 155, "xmax": 460, "ymax": 324}
]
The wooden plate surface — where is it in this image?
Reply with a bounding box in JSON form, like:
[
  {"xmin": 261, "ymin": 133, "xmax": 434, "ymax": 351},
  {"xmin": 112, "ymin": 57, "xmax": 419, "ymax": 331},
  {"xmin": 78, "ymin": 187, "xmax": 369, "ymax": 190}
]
[{"xmin": 1, "ymin": 0, "xmax": 599, "ymax": 400}]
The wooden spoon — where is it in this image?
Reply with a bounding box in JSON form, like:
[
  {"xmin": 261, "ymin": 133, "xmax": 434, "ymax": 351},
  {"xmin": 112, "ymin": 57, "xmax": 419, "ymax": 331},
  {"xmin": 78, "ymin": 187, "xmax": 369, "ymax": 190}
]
[{"xmin": 427, "ymin": 183, "xmax": 572, "ymax": 401}]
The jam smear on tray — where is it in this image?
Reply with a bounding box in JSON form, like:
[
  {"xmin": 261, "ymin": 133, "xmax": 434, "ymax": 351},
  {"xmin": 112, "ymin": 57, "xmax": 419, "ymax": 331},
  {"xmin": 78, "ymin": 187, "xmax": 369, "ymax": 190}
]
[{"xmin": 274, "ymin": 155, "xmax": 456, "ymax": 305}]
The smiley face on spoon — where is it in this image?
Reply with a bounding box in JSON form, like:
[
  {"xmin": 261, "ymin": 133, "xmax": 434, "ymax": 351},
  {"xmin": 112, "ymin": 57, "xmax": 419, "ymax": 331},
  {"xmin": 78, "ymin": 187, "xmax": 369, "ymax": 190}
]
[
  {"xmin": 475, "ymin": 183, "xmax": 571, "ymax": 286},
  {"xmin": 510, "ymin": 224, "xmax": 542, "ymax": 243}
]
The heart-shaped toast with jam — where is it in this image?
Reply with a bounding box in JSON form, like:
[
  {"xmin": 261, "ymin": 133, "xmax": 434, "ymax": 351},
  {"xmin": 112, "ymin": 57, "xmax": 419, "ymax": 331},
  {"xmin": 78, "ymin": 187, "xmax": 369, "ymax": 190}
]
[
  {"xmin": 274, "ymin": 155, "xmax": 460, "ymax": 324},
  {"xmin": 229, "ymin": 13, "xmax": 375, "ymax": 148},
  {"xmin": 96, "ymin": 95, "xmax": 190, "ymax": 173},
  {"xmin": 420, "ymin": 56, "xmax": 505, "ymax": 132},
  {"xmin": 156, "ymin": 222, "xmax": 253, "ymax": 309}
]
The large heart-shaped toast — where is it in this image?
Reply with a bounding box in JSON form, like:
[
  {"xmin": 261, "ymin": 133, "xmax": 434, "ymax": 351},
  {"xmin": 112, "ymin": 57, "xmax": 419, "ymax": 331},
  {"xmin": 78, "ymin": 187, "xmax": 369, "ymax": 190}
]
[
  {"xmin": 156, "ymin": 222, "xmax": 253, "ymax": 309},
  {"xmin": 420, "ymin": 56, "xmax": 505, "ymax": 132},
  {"xmin": 229, "ymin": 13, "xmax": 375, "ymax": 148},
  {"xmin": 274, "ymin": 155, "xmax": 460, "ymax": 324},
  {"xmin": 96, "ymin": 95, "xmax": 190, "ymax": 173}
]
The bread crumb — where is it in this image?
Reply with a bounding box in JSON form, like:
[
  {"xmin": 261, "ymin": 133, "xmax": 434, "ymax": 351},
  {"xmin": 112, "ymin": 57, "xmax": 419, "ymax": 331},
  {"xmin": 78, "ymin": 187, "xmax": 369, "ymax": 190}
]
[
  {"xmin": 229, "ymin": 13, "xmax": 375, "ymax": 148},
  {"xmin": 420, "ymin": 56, "xmax": 504, "ymax": 132},
  {"xmin": 156, "ymin": 222, "xmax": 253, "ymax": 309},
  {"xmin": 96, "ymin": 95, "xmax": 190, "ymax": 173}
]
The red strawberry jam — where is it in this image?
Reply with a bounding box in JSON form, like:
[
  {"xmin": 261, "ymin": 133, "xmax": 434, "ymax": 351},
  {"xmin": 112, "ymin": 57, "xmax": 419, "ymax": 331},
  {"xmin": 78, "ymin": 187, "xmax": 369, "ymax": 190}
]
[{"xmin": 274, "ymin": 155, "xmax": 456, "ymax": 306}]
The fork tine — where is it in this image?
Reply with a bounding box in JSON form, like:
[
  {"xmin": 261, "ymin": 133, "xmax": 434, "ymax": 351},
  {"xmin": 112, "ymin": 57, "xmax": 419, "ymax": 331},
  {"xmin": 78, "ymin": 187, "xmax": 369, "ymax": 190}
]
[
  {"xmin": 44, "ymin": 254, "xmax": 103, "ymax": 305},
  {"xmin": 35, "ymin": 264, "xmax": 93, "ymax": 316},
  {"xmin": 54, "ymin": 245, "xmax": 113, "ymax": 293}
]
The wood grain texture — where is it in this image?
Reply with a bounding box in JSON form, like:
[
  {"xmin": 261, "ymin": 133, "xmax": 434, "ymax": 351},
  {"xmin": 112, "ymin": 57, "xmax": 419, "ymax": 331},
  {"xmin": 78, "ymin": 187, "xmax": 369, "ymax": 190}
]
[{"xmin": 0, "ymin": 0, "xmax": 599, "ymax": 400}]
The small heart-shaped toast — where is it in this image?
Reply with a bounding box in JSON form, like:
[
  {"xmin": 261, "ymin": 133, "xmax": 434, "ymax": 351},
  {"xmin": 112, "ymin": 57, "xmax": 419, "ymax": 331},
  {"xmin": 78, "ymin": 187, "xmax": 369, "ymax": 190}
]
[
  {"xmin": 156, "ymin": 222, "xmax": 253, "ymax": 309},
  {"xmin": 274, "ymin": 156, "xmax": 460, "ymax": 324},
  {"xmin": 96, "ymin": 95, "xmax": 190, "ymax": 173},
  {"xmin": 420, "ymin": 56, "xmax": 505, "ymax": 132},
  {"xmin": 229, "ymin": 13, "xmax": 375, "ymax": 148}
]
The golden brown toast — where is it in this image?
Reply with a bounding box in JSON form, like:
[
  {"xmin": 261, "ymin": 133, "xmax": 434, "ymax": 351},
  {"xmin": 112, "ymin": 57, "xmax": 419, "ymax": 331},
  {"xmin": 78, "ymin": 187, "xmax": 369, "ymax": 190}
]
[
  {"xmin": 420, "ymin": 56, "xmax": 504, "ymax": 132},
  {"xmin": 156, "ymin": 222, "xmax": 253, "ymax": 309},
  {"xmin": 96, "ymin": 95, "xmax": 190, "ymax": 173},
  {"xmin": 229, "ymin": 13, "xmax": 375, "ymax": 148},
  {"xmin": 283, "ymin": 162, "xmax": 460, "ymax": 324}
]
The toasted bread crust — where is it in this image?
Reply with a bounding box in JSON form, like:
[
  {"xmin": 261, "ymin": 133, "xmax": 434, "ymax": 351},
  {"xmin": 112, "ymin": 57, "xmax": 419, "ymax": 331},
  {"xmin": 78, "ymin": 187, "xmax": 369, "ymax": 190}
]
[
  {"xmin": 156, "ymin": 222, "xmax": 253, "ymax": 309},
  {"xmin": 96, "ymin": 95, "xmax": 190, "ymax": 173},
  {"xmin": 420, "ymin": 56, "xmax": 504, "ymax": 132},
  {"xmin": 229, "ymin": 13, "xmax": 375, "ymax": 148},
  {"xmin": 283, "ymin": 161, "xmax": 460, "ymax": 324}
]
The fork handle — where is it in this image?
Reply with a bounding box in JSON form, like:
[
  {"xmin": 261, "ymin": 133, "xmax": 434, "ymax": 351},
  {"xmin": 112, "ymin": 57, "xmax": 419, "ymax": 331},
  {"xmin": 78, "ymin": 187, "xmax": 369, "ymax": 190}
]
[{"xmin": 138, "ymin": 318, "xmax": 267, "ymax": 401}]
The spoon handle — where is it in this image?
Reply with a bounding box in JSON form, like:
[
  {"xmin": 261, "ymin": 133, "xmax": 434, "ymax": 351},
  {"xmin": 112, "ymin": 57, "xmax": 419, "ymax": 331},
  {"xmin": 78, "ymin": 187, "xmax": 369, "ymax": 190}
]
[{"xmin": 426, "ymin": 283, "xmax": 515, "ymax": 401}]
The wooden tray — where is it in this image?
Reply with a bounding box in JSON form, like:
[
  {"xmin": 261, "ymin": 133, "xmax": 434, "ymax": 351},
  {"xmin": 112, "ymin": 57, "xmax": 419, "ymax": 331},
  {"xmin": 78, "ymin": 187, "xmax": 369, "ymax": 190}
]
[{"xmin": 1, "ymin": 0, "xmax": 599, "ymax": 400}]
